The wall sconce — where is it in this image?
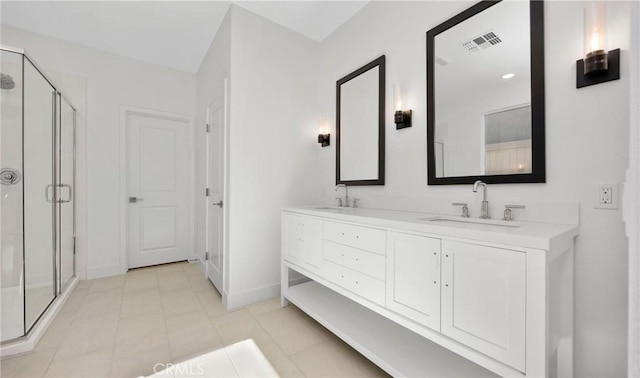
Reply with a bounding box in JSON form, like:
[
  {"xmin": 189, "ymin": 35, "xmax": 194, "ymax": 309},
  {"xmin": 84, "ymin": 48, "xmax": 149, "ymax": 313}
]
[
  {"xmin": 317, "ymin": 118, "xmax": 330, "ymax": 147},
  {"xmin": 393, "ymin": 84, "xmax": 412, "ymax": 129},
  {"xmin": 577, "ymin": 2, "xmax": 620, "ymax": 88}
]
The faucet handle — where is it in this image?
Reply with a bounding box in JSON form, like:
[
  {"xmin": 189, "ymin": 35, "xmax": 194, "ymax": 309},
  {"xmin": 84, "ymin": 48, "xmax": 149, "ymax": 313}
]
[
  {"xmin": 334, "ymin": 197, "xmax": 343, "ymax": 207},
  {"xmin": 452, "ymin": 202, "xmax": 470, "ymax": 218},
  {"xmin": 503, "ymin": 204, "xmax": 525, "ymax": 221}
]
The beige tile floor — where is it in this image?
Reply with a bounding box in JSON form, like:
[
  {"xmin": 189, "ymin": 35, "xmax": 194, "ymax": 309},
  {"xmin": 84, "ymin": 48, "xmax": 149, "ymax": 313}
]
[{"xmin": 1, "ymin": 262, "xmax": 389, "ymax": 378}]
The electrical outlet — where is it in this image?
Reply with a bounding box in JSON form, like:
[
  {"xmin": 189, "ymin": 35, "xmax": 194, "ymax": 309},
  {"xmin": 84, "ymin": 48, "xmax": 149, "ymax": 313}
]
[{"xmin": 594, "ymin": 182, "xmax": 618, "ymax": 209}]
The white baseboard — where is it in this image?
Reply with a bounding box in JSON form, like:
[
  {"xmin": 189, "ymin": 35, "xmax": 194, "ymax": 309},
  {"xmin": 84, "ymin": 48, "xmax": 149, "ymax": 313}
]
[
  {"xmin": 191, "ymin": 258, "xmax": 205, "ymax": 275},
  {"xmin": 225, "ymin": 282, "xmax": 280, "ymax": 310},
  {"xmin": 86, "ymin": 263, "xmax": 122, "ymax": 279}
]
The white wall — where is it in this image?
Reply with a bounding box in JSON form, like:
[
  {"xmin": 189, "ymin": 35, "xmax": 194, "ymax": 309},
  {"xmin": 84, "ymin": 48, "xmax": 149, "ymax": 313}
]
[
  {"xmin": 312, "ymin": 1, "xmax": 631, "ymax": 376},
  {"xmin": 223, "ymin": 5, "xmax": 319, "ymax": 307},
  {"xmin": 1, "ymin": 25, "xmax": 197, "ymax": 279}
]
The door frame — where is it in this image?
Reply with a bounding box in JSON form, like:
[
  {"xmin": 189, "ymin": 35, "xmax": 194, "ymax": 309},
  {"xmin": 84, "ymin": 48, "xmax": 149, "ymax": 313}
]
[
  {"xmin": 118, "ymin": 105, "xmax": 195, "ymax": 274},
  {"xmin": 204, "ymin": 78, "xmax": 230, "ymax": 300},
  {"xmin": 628, "ymin": 1, "xmax": 640, "ymax": 375}
]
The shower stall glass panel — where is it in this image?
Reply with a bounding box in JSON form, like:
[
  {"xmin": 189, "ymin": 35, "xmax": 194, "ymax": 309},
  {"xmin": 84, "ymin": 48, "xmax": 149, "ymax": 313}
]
[
  {"xmin": 1, "ymin": 50, "xmax": 26, "ymax": 341},
  {"xmin": 0, "ymin": 47, "xmax": 76, "ymax": 343}
]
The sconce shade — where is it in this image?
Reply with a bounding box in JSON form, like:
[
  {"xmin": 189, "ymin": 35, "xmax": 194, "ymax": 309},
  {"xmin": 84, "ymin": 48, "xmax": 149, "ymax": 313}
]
[
  {"xmin": 393, "ymin": 84, "xmax": 412, "ymax": 129},
  {"xmin": 317, "ymin": 117, "xmax": 330, "ymax": 147},
  {"xmin": 583, "ymin": 2, "xmax": 607, "ymax": 75},
  {"xmin": 576, "ymin": 2, "xmax": 619, "ymax": 88},
  {"xmin": 393, "ymin": 84, "xmax": 402, "ymax": 111}
]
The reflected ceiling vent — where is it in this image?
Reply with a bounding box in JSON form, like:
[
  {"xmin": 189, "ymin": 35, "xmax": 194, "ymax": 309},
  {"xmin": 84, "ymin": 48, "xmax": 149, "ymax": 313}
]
[
  {"xmin": 435, "ymin": 56, "xmax": 450, "ymax": 67},
  {"xmin": 462, "ymin": 30, "xmax": 503, "ymax": 53}
]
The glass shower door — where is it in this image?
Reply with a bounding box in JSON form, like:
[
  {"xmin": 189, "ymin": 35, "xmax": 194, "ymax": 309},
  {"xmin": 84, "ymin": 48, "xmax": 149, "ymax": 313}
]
[{"xmin": 23, "ymin": 57, "xmax": 56, "ymax": 332}]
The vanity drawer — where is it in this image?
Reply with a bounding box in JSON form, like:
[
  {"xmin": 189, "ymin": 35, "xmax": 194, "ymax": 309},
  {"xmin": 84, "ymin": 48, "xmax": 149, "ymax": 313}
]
[
  {"xmin": 323, "ymin": 241, "xmax": 385, "ymax": 280},
  {"xmin": 322, "ymin": 260, "xmax": 385, "ymax": 306},
  {"xmin": 323, "ymin": 221, "xmax": 386, "ymax": 255}
]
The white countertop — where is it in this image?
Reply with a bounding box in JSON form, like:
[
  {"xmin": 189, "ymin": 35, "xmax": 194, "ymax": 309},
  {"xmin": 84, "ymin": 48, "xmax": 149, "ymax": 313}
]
[{"xmin": 283, "ymin": 206, "xmax": 579, "ymax": 251}]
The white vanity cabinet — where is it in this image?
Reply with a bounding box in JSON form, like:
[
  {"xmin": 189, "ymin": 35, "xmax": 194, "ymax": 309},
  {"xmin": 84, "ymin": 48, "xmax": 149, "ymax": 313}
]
[
  {"xmin": 386, "ymin": 231, "xmax": 441, "ymax": 332},
  {"xmin": 281, "ymin": 207, "xmax": 577, "ymax": 378},
  {"xmin": 282, "ymin": 213, "xmax": 323, "ymax": 273},
  {"xmin": 441, "ymin": 240, "xmax": 526, "ymax": 372}
]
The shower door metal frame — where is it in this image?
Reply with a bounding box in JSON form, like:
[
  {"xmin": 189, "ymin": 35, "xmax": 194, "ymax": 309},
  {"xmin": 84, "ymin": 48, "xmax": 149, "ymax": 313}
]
[{"xmin": 57, "ymin": 93, "xmax": 77, "ymax": 294}]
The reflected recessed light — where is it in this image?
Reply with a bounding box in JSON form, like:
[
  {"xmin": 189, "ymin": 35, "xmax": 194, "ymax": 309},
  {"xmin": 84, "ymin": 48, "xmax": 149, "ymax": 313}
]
[{"xmin": 502, "ymin": 73, "xmax": 515, "ymax": 79}]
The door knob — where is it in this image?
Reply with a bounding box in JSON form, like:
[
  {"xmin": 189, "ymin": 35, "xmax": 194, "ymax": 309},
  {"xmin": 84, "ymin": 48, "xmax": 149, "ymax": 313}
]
[
  {"xmin": 212, "ymin": 201, "xmax": 223, "ymax": 208},
  {"xmin": 129, "ymin": 197, "xmax": 143, "ymax": 203}
]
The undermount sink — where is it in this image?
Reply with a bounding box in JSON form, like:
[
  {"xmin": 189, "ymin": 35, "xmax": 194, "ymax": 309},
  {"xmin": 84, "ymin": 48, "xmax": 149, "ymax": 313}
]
[{"xmin": 420, "ymin": 216, "xmax": 520, "ymax": 228}]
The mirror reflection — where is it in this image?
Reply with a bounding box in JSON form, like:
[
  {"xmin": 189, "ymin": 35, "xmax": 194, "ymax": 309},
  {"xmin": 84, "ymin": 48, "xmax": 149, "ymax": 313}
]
[
  {"xmin": 337, "ymin": 56, "xmax": 385, "ymax": 186},
  {"xmin": 427, "ymin": 0, "xmax": 545, "ymax": 185}
]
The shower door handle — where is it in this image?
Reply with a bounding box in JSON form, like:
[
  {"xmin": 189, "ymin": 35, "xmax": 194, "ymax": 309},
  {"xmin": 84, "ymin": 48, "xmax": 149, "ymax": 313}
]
[
  {"xmin": 45, "ymin": 185, "xmax": 55, "ymax": 203},
  {"xmin": 129, "ymin": 197, "xmax": 143, "ymax": 203},
  {"xmin": 59, "ymin": 184, "xmax": 72, "ymax": 203}
]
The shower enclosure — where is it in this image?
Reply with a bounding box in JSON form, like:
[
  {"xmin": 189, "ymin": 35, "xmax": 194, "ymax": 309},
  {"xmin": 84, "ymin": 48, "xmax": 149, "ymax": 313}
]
[{"xmin": 1, "ymin": 46, "xmax": 76, "ymax": 344}]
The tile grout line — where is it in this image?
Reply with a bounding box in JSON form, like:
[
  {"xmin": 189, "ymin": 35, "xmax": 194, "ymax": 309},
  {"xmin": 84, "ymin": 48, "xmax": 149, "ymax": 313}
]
[
  {"xmin": 43, "ymin": 281, "xmax": 92, "ymax": 375},
  {"xmin": 250, "ymin": 302, "xmax": 326, "ymax": 377}
]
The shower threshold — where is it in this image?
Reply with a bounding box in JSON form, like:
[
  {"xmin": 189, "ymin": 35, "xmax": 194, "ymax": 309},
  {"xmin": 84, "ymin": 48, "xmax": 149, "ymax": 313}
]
[{"xmin": 0, "ymin": 276, "xmax": 79, "ymax": 357}]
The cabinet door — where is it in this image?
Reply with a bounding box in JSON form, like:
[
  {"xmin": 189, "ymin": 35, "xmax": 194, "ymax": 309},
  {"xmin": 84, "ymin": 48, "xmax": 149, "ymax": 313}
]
[
  {"xmin": 386, "ymin": 232, "xmax": 441, "ymax": 331},
  {"xmin": 283, "ymin": 214, "xmax": 303, "ymax": 263},
  {"xmin": 441, "ymin": 240, "xmax": 525, "ymax": 372},
  {"xmin": 282, "ymin": 214, "xmax": 322, "ymax": 273}
]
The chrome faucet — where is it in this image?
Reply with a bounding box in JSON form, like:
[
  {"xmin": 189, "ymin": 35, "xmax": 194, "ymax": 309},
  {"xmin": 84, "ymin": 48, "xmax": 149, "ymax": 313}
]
[
  {"xmin": 335, "ymin": 184, "xmax": 349, "ymax": 207},
  {"xmin": 473, "ymin": 180, "xmax": 489, "ymax": 219}
]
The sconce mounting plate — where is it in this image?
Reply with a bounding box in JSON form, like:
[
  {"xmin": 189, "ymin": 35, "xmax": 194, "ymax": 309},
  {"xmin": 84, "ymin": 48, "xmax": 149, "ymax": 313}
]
[{"xmin": 576, "ymin": 48, "xmax": 620, "ymax": 88}]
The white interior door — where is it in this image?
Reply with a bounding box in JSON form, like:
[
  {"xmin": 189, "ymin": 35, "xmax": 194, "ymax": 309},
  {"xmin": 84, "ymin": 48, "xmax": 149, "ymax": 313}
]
[
  {"xmin": 206, "ymin": 85, "xmax": 225, "ymax": 293},
  {"xmin": 127, "ymin": 113, "xmax": 189, "ymax": 268}
]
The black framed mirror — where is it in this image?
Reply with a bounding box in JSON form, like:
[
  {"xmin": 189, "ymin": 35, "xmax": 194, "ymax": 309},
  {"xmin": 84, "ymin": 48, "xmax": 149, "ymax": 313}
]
[
  {"xmin": 336, "ymin": 55, "xmax": 385, "ymax": 186},
  {"xmin": 427, "ymin": 0, "xmax": 545, "ymax": 185}
]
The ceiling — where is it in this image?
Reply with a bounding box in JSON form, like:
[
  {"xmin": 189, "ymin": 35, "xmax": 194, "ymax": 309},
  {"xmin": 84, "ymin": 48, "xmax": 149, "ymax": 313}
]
[{"xmin": 0, "ymin": 1, "xmax": 369, "ymax": 73}]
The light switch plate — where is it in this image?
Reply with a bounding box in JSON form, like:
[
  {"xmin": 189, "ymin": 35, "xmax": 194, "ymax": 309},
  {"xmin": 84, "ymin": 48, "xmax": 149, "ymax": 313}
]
[{"xmin": 594, "ymin": 182, "xmax": 618, "ymax": 209}]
